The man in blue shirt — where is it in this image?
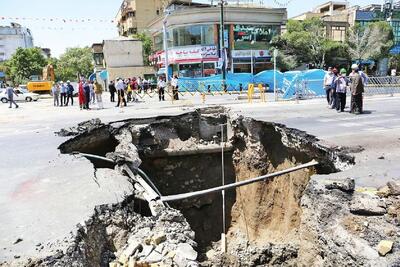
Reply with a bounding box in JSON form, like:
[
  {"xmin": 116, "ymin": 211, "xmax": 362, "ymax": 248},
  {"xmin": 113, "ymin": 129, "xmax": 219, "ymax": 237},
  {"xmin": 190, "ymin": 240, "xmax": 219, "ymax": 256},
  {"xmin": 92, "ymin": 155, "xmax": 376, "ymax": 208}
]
[{"xmin": 65, "ymin": 81, "xmax": 74, "ymax": 106}]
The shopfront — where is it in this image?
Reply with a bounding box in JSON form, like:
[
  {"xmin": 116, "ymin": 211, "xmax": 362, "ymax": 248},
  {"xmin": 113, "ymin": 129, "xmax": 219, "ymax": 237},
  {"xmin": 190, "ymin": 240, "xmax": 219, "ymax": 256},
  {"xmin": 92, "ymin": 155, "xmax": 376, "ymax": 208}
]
[
  {"xmin": 231, "ymin": 49, "xmax": 273, "ymax": 74},
  {"xmin": 153, "ymin": 45, "xmax": 219, "ymax": 78}
]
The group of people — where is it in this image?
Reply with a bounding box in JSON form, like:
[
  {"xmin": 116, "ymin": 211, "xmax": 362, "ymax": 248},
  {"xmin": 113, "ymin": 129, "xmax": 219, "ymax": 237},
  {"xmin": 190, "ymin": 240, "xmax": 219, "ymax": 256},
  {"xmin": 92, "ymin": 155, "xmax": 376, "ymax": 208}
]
[
  {"xmin": 106, "ymin": 75, "xmax": 179, "ymax": 105},
  {"xmin": 323, "ymin": 63, "xmax": 367, "ymax": 114},
  {"xmin": 76, "ymin": 79, "xmax": 104, "ymax": 110},
  {"xmin": 51, "ymin": 81, "xmax": 75, "ymax": 107},
  {"xmin": 108, "ymin": 76, "xmax": 157, "ymax": 104}
]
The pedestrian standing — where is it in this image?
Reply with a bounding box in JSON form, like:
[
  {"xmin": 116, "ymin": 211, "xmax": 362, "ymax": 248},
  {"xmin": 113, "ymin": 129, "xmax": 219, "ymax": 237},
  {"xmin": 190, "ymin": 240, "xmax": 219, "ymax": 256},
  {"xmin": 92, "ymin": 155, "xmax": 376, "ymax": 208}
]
[
  {"xmin": 89, "ymin": 81, "xmax": 95, "ymax": 104},
  {"xmin": 131, "ymin": 77, "xmax": 138, "ymax": 102},
  {"xmin": 66, "ymin": 80, "xmax": 74, "ymax": 106},
  {"xmin": 137, "ymin": 77, "xmax": 143, "ymax": 94},
  {"xmin": 330, "ymin": 68, "xmax": 338, "ymax": 109},
  {"xmin": 116, "ymin": 78, "xmax": 127, "ymax": 107},
  {"xmin": 94, "ymin": 80, "xmax": 104, "ymax": 109},
  {"xmin": 52, "ymin": 83, "xmax": 60, "ymax": 106},
  {"xmin": 333, "ymin": 68, "xmax": 349, "ymax": 113},
  {"xmin": 349, "ymin": 64, "xmax": 364, "ymax": 114},
  {"xmin": 109, "ymin": 81, "xmax": 116, "ymax": 102},
  {"xmin": 171, "ymin": 75, "xmax": 179, "ymax": 100},
  {"xmin": 60, "ymin": 81, "xmax": 67, "ymax": 106},
  {"xmin": 157, "ymin": 76, "xmax": 166, "ymax": 101},
  {"xmin": 127, "ymin": 80, "xmax": 132, "ymax": 102},
  {"xmin": 143, "ymin": 78, "xmax": 149, "ymax": 93},
  {"xmin": 83, "ymin": 81, "xmax": 91, "ymax": 110},
  {"xmin": 323, "ymin": 67, "xmax": 335, "ymax": 107},
  {"xmin": 78, "ymin": 80, "xmax": 86, "ymax": 110},
  {"xmin": 6, "ymin": 83, "xmax": 19, "ymax": 108}
]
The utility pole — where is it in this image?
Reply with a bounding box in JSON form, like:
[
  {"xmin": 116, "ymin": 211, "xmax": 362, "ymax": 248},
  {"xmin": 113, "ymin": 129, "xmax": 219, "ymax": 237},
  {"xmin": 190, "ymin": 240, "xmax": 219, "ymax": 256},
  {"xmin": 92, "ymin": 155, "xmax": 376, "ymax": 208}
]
[
  {"xmin": 219, "ymin": 0, "xmax": 226, "ymax": 88},
  {"xmin": 221, "ymin": 123, "xmax": 227, "ymax": 253},
  {"xmin": 163, "ymin": 10, "xmax": 170, "ymax": 84},
  {"xmin": 273, "ymin": 49, "xmax": 278, "ymax": 101}
]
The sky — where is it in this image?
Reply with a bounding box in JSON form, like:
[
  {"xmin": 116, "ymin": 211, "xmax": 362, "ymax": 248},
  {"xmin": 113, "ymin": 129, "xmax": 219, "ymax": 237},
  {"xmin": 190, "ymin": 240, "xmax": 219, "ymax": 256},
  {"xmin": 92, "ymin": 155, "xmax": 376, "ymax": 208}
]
[{"xmin": 0, "ymin": 0, "xmax": 379, "ymax": 58}]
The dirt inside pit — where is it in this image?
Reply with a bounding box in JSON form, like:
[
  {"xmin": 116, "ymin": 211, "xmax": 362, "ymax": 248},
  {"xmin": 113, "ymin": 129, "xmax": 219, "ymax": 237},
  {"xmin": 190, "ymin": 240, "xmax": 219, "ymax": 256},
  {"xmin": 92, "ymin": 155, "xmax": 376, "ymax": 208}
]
[{"xmin": 56, "ymin": 107, "xmax": 354, "ymax": 266}]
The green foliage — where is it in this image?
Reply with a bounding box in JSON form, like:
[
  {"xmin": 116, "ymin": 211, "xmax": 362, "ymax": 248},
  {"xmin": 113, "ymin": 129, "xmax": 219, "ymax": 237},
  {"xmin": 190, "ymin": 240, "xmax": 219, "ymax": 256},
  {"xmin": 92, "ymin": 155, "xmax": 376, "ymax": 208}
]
[
  {"xmin": 272, "ymin": 18, "xmax": 336, "ymax": 69},
  {"xmin": 5, "ymin": 47, "xmax": 47, "ymax": 84},
  {"xmin": 389, "ymin": 54, "xmax": 400, "ymax": 69},
  {"xmin": 131, "ymin": 33, "xmax": 153, "ymax": 66},
  {"xmin": 55, "ymin": 47, "xmax": 94, "ymax": 82},
  {"xmin": 347, "ymin": 21, "xmax": 394, "ymax": 61}
]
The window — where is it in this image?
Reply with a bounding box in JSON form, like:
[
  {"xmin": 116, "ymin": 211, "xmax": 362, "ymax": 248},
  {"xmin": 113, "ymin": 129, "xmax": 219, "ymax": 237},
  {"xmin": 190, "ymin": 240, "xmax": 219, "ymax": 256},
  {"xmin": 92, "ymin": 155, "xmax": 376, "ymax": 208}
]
[
  {"xmin": 93, "ymin": 53, "xmax": 104, "ymax": 66},
  {"xmin": 233, "ymin": 24, "xmax": 279, "ymax": 50},
  {"xmin": 172, "ymin": 25, "xmax": 215, "ymax": 47},
  {"xmin": 127, "ymin": 11, "xmax": 135, "ymax": 17},
  {"xmin": 156, "ymin": 10, "xmax": 160, "ymax": 16},
  {"xmin": 128, "ymin": 27, "xmax": 137, "ymax": 34},
  {"xmin": 331, "ymin": 26, "xmax": 346, "ymax": 42},
  {"xmin": 154, "ymin": 34, "xmax": 163, "ymax": 51}
]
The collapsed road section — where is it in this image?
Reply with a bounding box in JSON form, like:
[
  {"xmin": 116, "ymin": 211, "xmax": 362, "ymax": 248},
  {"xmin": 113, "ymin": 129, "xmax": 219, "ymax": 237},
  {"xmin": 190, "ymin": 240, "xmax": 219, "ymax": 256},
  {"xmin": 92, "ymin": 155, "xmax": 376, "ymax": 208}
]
[{"xmin": 24, "ymin": 107, "xmax": 400, "ymax": 266}]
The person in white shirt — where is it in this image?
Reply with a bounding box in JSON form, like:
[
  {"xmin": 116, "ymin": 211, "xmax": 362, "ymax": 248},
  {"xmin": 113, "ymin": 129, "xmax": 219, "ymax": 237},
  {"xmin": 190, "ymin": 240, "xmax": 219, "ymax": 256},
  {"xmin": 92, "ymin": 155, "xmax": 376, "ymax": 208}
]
[
  {"xmin": 116, "ymin": 78, "xmax": 127, "ymax": 107},
  {"xmin": 157, "ymin": 76, "xmax": 166, "ymax": 101},
  {"xmin": 171, "ymin": 75, "xmax": 179, "ymax": 100},
  {"xmin": 323, "ymin": 66, "xmax": 335, "ymax": 106}
]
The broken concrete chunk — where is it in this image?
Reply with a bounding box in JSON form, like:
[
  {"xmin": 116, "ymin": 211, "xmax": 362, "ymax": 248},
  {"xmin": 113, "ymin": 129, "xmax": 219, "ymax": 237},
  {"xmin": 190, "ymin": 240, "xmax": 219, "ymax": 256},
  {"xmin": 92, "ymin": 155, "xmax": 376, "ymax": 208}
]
[
  {"xmin": 387, "ymin": 181, "xmax": 400, "ymax": 196},
  {"xmin": 350, "ymin": 194, "xmax": 387, "ymax": 216},
  {"xmin": 119, "ymin": 241, "xmax": 142, "ymax": 264},
  {"xmin": 145, "ymin": 249, "xmax": 163, "ymax": 263},
  {"xmin": 377, "ymin": 186, "xmax": 390, "ymax": 197},
  {"xmin": 139, "ymin": 245, "xmax": 155, "ymax": 259},
  {"xmin": 176, "ymin": 243, "xmax": 198, "ymax": 261},
  {"xmin": 377, "ymin": 240, "xmax": 393, "ymax": 256},
  {"xmin": 325, "ymin": 178, "xmax": 355, "ymax": 192},
  {"xmin": 128, "ymin": 257, "xmax": 136, "ymax": 267},
  {"xmin": 152, "ymin": 232, "xmax": 166, "ymax": 245},
  {"xmin": 109, "ymin": 261, "xmax": 120, "ymax": 267}
]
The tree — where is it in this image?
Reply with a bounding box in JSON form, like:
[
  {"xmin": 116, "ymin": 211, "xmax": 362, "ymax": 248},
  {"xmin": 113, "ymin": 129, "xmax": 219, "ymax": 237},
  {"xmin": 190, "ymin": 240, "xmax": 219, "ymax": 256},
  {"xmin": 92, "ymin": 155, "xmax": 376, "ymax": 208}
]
[
  {"xmin": 347, "ymin": 21, "xmax": 394, "ymax": 62},
  {"xmin": 5, "ymin": 47, "xmax": 47, "ymax": 84},
  {"xmin": 272, "ymin": 18, "xmax": 333, "ymax": 68},
  {"xmin": 272, "ymin": 18, "xmax": 347, "ymax": 69},
  {"xmin": 56, "ymin": 47, "xmax": 94, "ymax": 81},
  {"xmin": 131, "ymin": 33, "xmax": 153, "ymax": 66}
]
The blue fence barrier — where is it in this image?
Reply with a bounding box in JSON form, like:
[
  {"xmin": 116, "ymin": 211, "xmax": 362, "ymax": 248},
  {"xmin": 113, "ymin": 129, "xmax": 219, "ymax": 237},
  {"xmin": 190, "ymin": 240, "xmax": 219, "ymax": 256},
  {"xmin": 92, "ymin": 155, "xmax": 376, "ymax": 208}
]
[{"xmin": 177, "ymin": 69, "xmax": 326, "ymax": 99}]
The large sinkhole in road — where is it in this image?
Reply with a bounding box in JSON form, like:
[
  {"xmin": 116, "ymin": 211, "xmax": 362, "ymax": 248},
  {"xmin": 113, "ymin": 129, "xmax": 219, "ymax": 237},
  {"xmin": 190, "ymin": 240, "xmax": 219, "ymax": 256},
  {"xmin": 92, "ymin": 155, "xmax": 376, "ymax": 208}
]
[{"xmin": 59, "ymin": 107, "xmax": 354, "ymax": 255}]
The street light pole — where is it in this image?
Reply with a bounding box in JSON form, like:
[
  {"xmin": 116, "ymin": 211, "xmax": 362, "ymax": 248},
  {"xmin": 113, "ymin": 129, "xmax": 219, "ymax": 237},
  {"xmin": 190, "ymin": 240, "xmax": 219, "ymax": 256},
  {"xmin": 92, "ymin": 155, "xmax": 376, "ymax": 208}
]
[
  {"xmin": 163, "ymin": 11, "xmax": 170, "ymax": 84},
  {"xmin": 219, "ymin": 0, "xmax": 226, "ymax": 84},
  {"xmin": 273, "ymin": 49, "xmax": 278, "ymax": 101}
]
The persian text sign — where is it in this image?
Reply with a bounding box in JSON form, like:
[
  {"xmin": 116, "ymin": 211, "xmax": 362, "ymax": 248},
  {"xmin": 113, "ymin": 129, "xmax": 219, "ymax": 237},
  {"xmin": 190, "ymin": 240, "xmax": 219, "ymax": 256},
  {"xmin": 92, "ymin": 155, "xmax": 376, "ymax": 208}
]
[
  {"xmin": 157, "ymin": 45, "xmax": 218, "ymax": 65},
  {"xmin": 231, "ymin": 50, "xmax": 271, "ymax": 58}
]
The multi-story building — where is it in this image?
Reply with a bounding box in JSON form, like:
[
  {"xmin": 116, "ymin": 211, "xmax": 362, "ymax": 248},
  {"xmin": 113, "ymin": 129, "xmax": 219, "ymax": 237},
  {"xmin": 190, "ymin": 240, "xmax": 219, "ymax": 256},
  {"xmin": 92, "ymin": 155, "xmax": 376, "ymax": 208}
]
[
  {"xmin": 291, "ymin": 1, "xmax": 353, "ymax": 42},
  {"xmin": 91, "ymin": 37, "xmax": 154, "ymax": 81},
  {"xmin": 147, "ymin": 2, "xmax": 287, "ymax": 76},
  {"xmin": 116, "ymin": 0, "xmax": 192, "ymax": 36},
  {"xmin": 292, "ymin": 1, "xmax": 400, "ymax": 52},
  {"xmin": 0, "ymin": 23, "xmax": 34, "ymax": 61}
]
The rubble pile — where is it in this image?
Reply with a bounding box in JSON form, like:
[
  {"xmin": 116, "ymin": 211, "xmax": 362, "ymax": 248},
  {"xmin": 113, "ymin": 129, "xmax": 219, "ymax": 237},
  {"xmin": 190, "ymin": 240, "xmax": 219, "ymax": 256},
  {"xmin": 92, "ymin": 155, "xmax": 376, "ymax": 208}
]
[
  {"xmin": 298, "ymin": 178, "xmax": 400, "ymax": 266},
  {"xmin": 28, "ymin": 200, "xmax": 197, "ymax": 267}
]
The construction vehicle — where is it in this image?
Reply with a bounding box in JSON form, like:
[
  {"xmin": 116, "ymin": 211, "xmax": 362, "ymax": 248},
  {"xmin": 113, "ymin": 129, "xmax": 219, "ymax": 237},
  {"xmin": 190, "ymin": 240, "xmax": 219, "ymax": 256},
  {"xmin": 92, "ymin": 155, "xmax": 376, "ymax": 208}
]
[{"xmin": 26, "ymin": 64, "xmax": 55, "ymax": 93}]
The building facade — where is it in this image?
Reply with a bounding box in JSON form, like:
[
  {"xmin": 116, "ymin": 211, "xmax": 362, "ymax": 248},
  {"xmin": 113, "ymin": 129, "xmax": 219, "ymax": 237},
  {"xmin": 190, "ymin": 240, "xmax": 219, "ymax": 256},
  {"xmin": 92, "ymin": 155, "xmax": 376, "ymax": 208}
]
[
  {"xmin": 116, "ymin": 0, "xmax": 192, "ymax": 36},
  {"xmin": 0, "ymin": 23, "xmax": 34, "ymax": 62},
  {"xmin": 292, "ymin": 1, "xmax": 400, "ymax": 49},
  {"xmin": 148, "ymin": 3, "xmax": 287, "ymax": 77},
  {"xmin": 92, "ymin": 37, "xmax": 154, "ymax": 81}
]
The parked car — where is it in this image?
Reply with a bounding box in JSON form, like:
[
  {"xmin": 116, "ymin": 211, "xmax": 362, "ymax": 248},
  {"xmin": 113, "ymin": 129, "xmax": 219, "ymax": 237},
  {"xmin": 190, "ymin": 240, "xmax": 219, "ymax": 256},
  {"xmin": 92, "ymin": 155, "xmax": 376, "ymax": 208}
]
[{"xmin": 0, "ymin": 88, "xmax": 40, "ymax": 103}]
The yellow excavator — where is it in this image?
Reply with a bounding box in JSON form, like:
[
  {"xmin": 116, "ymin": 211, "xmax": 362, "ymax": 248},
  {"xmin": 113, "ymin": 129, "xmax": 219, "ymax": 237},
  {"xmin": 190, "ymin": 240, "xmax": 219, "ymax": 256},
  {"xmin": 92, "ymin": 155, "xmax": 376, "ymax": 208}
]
[{"xmin": 26, "ymin": 65, "xmax": 55, "ymax": 93}]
